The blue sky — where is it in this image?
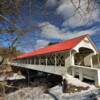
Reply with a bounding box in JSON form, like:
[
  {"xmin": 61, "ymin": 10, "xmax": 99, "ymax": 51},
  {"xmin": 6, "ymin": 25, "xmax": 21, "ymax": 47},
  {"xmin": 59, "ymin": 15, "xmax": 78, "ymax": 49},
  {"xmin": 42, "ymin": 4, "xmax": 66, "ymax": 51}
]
[{"xmin": 0, "ymin": 0, "xmax": 100, "ymax": 52}]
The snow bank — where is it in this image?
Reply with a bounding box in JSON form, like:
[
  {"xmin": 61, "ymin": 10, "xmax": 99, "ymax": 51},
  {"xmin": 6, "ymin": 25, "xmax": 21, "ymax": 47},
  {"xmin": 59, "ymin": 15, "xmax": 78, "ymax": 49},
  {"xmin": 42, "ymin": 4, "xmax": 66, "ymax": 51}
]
[{"xmin": 65, "ymin": 74, "xmax": 96, "ymax": 89}]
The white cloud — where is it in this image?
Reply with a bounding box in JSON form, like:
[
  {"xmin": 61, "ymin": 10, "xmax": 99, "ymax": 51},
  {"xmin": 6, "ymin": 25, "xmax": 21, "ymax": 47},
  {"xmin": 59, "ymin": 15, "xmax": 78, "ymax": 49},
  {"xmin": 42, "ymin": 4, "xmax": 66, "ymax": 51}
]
[
  {"xmin": 56, "ymin": 1, "xmax": 75, "ymax": 20},
  {"xmin": 64, "ymin": 30, "xmax": 94, "ymax": 39},
  {"xmin": 34, "ymin": 39, "xmax": 49, "ymax": 49},
  {"xmin": 39, "ymin": 22, "xmax": 96, "ymax": 40},
  {"xmin": 48, "ymin": 0, "xmax": 99, "ymax": 28},
  {"xmin": 39, "ymin": 22, "xmax": 67, "ymax": 39}
]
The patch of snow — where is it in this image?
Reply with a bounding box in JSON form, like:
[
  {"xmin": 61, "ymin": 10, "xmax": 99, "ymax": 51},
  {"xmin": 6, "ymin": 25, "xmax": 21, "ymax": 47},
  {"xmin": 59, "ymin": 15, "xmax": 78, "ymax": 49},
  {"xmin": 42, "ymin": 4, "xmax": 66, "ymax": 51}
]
[
  {"xmin": 65, "ymin": 74, "xmax": 96, "ymax": 90},
  {"xmin": 0, "ymin": 73, "xmax": 25, "ymax": 81},
  {"xmin": 6, "ymin": 73, "xmax": 25, "ymax": 80},
  {"xmin": 49, "ymin": 85, "xmax": 100, "ymax": 100}
]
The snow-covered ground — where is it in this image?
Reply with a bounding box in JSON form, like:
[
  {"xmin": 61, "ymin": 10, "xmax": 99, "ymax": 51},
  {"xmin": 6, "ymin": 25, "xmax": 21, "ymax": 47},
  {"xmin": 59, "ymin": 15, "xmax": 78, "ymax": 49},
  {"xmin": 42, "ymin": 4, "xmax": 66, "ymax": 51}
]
[
  {"xmin": 6, "ymin": 85, "xmax": 100, "ymax": 100},
  {"xmin": 6, "ymin": 74, "xmax": 100, "ymax": 100}
]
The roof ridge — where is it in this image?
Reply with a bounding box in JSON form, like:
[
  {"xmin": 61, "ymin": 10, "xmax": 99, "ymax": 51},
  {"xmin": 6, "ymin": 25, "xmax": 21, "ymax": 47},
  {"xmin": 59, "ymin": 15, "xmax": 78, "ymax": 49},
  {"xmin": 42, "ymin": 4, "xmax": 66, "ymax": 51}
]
[{"xmin": 36, "ymin": 34, "xmax": 88, "ymax": 49}]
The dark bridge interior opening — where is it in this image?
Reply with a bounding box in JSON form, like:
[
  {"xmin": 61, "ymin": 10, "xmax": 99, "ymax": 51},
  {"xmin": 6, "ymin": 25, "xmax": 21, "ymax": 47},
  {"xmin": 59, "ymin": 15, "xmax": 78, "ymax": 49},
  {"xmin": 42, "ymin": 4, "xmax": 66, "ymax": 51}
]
[{"xmin": 74, "ymin": 47, "xmax": 94, "ymax": 66}]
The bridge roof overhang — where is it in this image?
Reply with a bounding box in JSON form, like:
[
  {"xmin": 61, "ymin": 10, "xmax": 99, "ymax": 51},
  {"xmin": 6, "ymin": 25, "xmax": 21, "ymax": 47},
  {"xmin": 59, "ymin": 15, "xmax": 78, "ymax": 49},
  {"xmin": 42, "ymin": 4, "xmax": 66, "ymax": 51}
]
[{"xmin": 15, "ymin": 34, "xmax": 96, "ymax": 60}]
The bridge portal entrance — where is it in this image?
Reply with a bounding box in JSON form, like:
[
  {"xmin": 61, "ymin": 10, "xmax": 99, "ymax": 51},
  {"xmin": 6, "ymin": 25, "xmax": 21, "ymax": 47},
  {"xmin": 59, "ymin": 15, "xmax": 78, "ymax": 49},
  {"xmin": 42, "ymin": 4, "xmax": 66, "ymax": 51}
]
[{"xmin": 74, "ymin": 47, "xmax": 94, "ymax": 67}]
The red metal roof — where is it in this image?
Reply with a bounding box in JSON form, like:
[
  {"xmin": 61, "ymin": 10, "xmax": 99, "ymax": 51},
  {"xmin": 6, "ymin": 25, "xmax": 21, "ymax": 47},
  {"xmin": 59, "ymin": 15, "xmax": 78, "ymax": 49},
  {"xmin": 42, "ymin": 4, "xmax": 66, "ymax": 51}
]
[{"xmin": 16, "ymin": 35, "xmax": 87, "ymax": 59}]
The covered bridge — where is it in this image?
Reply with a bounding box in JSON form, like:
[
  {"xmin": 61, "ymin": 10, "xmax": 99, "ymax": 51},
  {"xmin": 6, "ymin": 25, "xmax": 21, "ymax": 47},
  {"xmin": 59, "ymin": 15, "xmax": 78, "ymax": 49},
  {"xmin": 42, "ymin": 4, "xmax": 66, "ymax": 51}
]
[{"xmin": 10, "ymin": 34, "xmax": 100, "ymax": 86}]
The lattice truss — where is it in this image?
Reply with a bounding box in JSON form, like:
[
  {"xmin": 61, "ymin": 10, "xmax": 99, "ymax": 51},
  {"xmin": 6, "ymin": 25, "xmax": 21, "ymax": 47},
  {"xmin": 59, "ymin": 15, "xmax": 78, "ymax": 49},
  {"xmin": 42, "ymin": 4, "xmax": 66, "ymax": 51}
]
[{"xmin": 15, "ymin": 52, "xmax": 69, "ymax": 67}]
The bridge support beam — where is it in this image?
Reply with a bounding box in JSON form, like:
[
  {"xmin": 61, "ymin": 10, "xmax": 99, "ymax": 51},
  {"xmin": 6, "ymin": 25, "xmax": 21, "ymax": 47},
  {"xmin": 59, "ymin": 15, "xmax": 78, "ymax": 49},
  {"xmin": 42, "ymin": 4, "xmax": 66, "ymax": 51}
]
[
  {"xmin": 39, "ymin": 57, "xmax": 41, "ymax": 65},
  {"xmin": 29, "ymin": 58, "xmax": 31, "ymax": 64},
  {"xmin": 95, "ymin": 69, "xmax": 100, "ymax": 86},
  {"xmin": 72, "ymin": 67, "xmax": 75, "ymax": 77},
  {"xmin": 97, "ymin": 55, "xmax": 100, "ymax": 67},
  {"xmin": 79, "ymin": 68, "xmax": 83, "ymax": 81},
  {"xmin": 34, "ymin": 58, "xmax": 36, "ymax": 65},
  {"xmin": 46, "ymin": 56, "xmax": 47, "ymax": 66},
  {"xmin": 55, "ymin": 54, "xmax": 57, "ymax": 66}
]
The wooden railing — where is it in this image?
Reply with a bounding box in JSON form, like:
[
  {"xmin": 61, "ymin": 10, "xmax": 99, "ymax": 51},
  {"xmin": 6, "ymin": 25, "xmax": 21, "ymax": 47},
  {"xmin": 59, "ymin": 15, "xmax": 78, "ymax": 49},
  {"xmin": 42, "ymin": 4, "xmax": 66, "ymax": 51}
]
[
  {"xmin": 8, "ymin": 62, "xmax": 67, "ymax": 75},
  {"xmin": 71, "ymin": 65, "xmax": 98, "ymax": 80}
]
